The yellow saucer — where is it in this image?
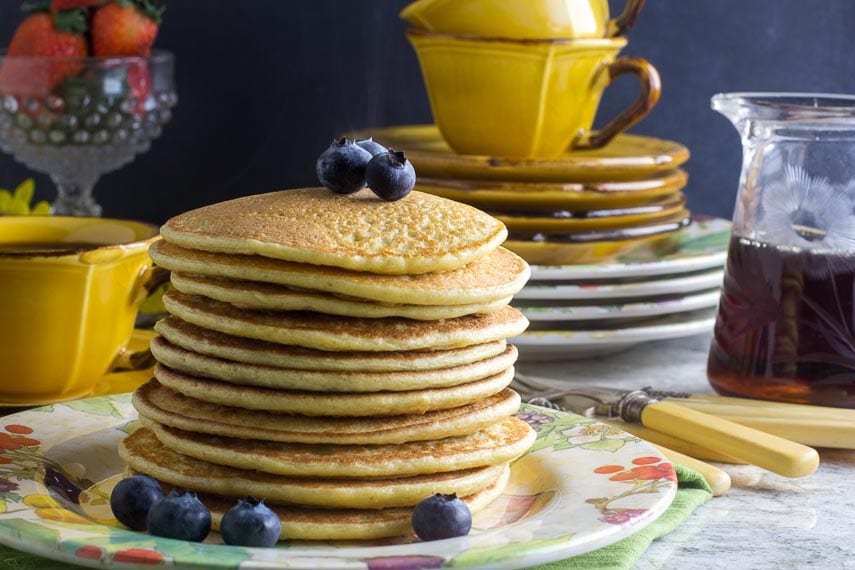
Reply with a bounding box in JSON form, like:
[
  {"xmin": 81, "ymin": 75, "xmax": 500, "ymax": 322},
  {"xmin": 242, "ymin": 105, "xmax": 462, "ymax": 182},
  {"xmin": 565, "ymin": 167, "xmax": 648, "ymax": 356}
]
[
  {"xmin": 494, "ymin": 195, "xmax": 687, "ymax": 233},
  {"xmin": 505, "ymin": 212, "xmax": 692, "ymax": 265},
  {"xmin": 348, "ymin": 125, "xmax": 690, "ymax": 182},
  {"xmin": 0, "ymin": 329, "xmax": 155, "ymax": 408},
  {"xmin": 416, "ymin": 169, "xmax": 687, "ymax": 210}
]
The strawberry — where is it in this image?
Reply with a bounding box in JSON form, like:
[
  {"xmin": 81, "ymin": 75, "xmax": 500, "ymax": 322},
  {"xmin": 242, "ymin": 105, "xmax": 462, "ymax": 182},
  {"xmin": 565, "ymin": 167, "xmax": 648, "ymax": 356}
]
[
  {"xmin": 50, "ymin": 0, "xmax": 103, "ymax": 11},
  {"xmin": 125, "ymin": 59, "xmax": 150, "ymax": 112},
  {"xmin": 0, "ymin": 10, "xmax": 88, "ymax": 97},
  {"xmin": 91, "ymin": 0, "xmax": 162, "ymax": 57}
]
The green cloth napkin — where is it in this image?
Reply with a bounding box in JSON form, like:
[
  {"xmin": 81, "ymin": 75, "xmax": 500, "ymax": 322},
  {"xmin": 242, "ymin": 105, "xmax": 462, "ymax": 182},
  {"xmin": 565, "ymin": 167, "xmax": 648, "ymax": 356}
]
[{"xmin": 0, "ymin": 465, "xmax": 711, "ymax": 570}]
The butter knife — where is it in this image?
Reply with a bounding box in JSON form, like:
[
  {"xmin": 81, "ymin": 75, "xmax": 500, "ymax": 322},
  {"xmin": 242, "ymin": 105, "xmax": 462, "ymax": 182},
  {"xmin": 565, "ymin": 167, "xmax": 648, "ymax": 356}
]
[
  {"xmin": 515, "ymin": 372, "xmax": 855, "ymax": 449},
  {"xmin": 519, "ymin": 381, "xmax": 819, "ymax": 478}
]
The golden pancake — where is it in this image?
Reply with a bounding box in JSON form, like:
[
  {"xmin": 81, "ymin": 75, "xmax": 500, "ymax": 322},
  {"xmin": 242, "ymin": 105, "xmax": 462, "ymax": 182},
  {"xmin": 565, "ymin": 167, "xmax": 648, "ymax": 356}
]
[
  {"xmin": 149, "ymin": 241, "xmax": 529, "ymax": 307},
  {"xmin": 153, "ymin": 364, "xmax": 515, "ymax": 416},
  {"xmin": 119, "ymin": 427, "xmax": 507, "ymax": 509},
  {"xmin": 127, "ymin": 468, "xmax": 509, "ymax": 541},
  {"xmin": 154, "ymin": 317, "xmax": 509, "ymax": 373},
  {"xmin": 142, "ymin": 416, "xmax": 534, "ymax": 477},
  {"xmin": 133, "ymin": 380, "xmax": 522, "ymax": 444},
  {"xmin": 162, "ymin": 291, "xmax": 529, "ymax": 352},
  {"xmin": 159, "ymin": 188, "xmax": 508, "ymax": 275},
  {"xmin": 150, "ymin": 336, "xmax": 518, "ymax": 392},
  {"xmin": 169, "ymin": 272, "xmax": 510, "ymax": 320}
]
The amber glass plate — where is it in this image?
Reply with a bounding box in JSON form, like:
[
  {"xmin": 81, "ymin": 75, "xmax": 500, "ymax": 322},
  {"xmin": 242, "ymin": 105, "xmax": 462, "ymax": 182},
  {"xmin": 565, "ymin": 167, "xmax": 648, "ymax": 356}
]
[{"xmin": 349, "ymin": 125, "xmax": 690, "ymax": 182}]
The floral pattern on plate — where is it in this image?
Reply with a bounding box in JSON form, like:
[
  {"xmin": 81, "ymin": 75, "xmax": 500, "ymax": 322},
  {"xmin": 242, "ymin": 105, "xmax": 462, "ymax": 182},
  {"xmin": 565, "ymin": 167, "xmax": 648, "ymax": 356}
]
[{"xmin": 0, "ymin": 396, "xmax": 676, "ymax": 569}]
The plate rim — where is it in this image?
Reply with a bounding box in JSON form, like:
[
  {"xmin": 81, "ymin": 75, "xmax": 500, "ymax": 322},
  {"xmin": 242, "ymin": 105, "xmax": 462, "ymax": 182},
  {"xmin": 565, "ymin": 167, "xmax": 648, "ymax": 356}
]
[
  {"xmin": 349, "ymin": 125, "xmax": 690, "ymax": 181},
  {"xmin": 0, "ymin": 396, "xmax": 677, "ymax": 570},
  {"xmin": 517, "ymin": 288, "xmax": 721, "ymax": 321},
  {"xmin": 527, "ymin": 217, "xmax": 732, "ymax": 281},
  {"xmin": 515, "ymin": 269, "xmax": 724, "ymax": 301},
  {"xmin": 513, "ymin": 309, "xmax": 716, "ymax": 347}
]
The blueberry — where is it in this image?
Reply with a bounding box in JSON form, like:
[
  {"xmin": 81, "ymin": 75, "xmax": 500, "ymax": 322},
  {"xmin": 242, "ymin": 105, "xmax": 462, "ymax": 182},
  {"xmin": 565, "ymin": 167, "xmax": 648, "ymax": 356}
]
[
  {"xmin": 220, "ymin": 496, "xmax": 281, "ymax": 547},
  {"xmin": 356, "ymin": 137, "xmax": 388, "ymax": 157},
  {"xmin": 146, "ymin": 490, "xmax": 211, "ymax": 542},
  {"xmin": 110, "ymin": 474, "xmax": 165, "ymax": 531},
  {"xmin": 365, "ymin": 150, "xmax": 416, "ymax": 201},
  {"xmin": 411, "ymin": 493, "xmax": 472, "ymax": 541},
  {"xmin": 316, "ymin": 137, "xmax": 373, "ymax": 194}
]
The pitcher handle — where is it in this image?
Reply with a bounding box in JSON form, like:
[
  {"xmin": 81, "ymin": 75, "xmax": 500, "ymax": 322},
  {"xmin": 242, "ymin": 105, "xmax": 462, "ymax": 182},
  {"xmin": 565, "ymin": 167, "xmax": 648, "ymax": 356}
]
[
  {"xmin": 607, "ymin": 0, "xmax": 647, "ymax": 37},
  {"xmin": 575, "ymin": 56, "xmax": 661, "ymax": 150}
]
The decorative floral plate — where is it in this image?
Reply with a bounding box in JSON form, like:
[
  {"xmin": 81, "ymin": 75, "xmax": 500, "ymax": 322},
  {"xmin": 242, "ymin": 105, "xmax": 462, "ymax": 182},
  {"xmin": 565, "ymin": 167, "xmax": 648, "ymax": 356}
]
[
  {"xmin": 513, "ymin": 308, "xmax": 717, "ymax": 360},
  {"xmin": 527, "ymin": 217, "xmax": 731, "ymax": 281},
  {"xmin": 0, "ymin": 397, "xmax": 676, "ymax": 569},
  {"xmin": 516, "ymin": 289, "xmax": 721, "ymax": 322}
]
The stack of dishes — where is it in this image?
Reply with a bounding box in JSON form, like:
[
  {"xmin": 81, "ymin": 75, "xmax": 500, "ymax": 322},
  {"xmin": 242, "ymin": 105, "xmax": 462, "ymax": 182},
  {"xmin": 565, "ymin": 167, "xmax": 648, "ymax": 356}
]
[
  {"xmin": 511, "ymin": 217, "xmax": 731, "ymax": 359},
  {"xmin": 352, "ymin": 126, "xmax": 728, "ymax": 359},
  {"xmin": 124, "ymin": 188, "xmax": 536, "ymax": 540},
  {"xmin": 353, "ymin": 125, "xmax": 693, "ymax": 266}
]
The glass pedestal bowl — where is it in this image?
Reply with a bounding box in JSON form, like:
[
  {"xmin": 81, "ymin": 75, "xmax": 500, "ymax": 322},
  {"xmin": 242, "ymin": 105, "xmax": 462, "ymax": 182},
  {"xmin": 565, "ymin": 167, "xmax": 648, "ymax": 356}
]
[{"xmin": 0, "ymin": 50, "xmax": 176, "ymax": 216}]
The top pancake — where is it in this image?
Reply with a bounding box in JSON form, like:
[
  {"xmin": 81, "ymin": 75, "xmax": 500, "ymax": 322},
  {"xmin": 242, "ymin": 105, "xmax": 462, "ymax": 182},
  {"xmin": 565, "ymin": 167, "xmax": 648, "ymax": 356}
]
[{"xmin": 159, "ymin": 188, "xmax": 508, "ymax": 275}]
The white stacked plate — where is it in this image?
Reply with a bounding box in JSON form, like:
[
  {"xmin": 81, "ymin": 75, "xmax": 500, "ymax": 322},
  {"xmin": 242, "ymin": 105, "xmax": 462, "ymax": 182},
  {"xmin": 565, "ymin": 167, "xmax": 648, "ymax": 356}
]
[{"xmin": 511, "ymin": 217, "xmax": 731, "ymax": 360}]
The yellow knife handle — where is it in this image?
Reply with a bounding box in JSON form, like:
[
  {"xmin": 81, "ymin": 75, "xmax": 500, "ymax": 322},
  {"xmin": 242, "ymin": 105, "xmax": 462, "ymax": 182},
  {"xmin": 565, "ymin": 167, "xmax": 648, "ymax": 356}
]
[
  {"xmin": 601, "ymin": 419, "xmax": 745, "ymax": 464},
  {"xmin": 651, "ymin": 443, "xmax": 731, "ymax": 497},
  {"xmin": 640, "ymin": 400, "xmax": 819, "ymax": 478}
]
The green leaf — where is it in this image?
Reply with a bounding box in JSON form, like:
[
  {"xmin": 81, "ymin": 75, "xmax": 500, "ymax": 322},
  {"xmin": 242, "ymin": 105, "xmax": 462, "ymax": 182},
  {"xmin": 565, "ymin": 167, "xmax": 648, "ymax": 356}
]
[
  {"xmin": 31, "ymin": 201, "xmax": 51, "ymax": 216},
  {"xmin": 449, "ymin": 533, "xmax": 575, "ymax": 567},
  {"xmin": 12, "ymin": 178, "xmax": 34, "ymax": 205},
  {"xmin": 63, "ymin": 399, "xmax": 124, "ymax": 418},
  {"xmin": 9, "ymin": 200, "xmax": 29, "ymax": 216},
  {"xmin": 580, "ymin": 437, "xmax": 627, "ymax": 453},
  {"xmin": 52, "ymin": 8, "xmax": 88, "ymax": 34},
  {"xmin": 0, "ymin": 190, "xmax": 12, "ymax": 213}
]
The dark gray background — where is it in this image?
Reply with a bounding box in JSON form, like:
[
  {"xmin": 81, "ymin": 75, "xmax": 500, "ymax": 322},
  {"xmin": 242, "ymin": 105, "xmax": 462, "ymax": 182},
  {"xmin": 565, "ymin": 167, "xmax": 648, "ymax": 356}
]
[{"xmin": 1, "ymin": 0, "xmax": 853, "ymax": 224}]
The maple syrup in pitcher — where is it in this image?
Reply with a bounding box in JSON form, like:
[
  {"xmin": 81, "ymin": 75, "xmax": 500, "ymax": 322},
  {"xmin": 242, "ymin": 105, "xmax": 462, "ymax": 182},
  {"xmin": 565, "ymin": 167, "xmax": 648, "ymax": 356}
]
[
  {"xmin": 708, "ymin": 92, "xmax": 855, "ymax": 407},
  {"xmin": 707, "ymin": 236, "xmax": 855, "ymax": 406}
]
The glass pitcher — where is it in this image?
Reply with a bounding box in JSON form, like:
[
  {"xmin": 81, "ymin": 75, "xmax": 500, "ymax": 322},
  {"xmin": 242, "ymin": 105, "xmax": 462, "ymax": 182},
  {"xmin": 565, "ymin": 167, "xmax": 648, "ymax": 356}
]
[{"xmin": 708, "ymin": 93, "xmax": 855, "ymax": 407}]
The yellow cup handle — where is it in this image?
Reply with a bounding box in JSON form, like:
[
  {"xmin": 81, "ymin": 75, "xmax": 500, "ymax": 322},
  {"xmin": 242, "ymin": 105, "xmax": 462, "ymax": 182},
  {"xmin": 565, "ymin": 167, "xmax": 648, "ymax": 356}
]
[
  {"xmin": 109, "ymin": 264, "xmax": 170, "ymax": 372},
  {"xmin": 607, "ymin": 0, "xmax": 647, "ymax": 37},
  {"xmin": 575, "ymin": 56, "xmax": 661, "ymax": 150}
]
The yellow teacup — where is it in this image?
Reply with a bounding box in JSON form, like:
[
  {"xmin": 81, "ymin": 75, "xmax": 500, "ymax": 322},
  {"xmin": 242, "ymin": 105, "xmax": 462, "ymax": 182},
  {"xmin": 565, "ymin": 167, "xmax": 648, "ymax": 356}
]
[
  {"xmin": 0, "ymin": 216, "xmax": 160, "ymax": 404},
  {"xmin": 407, "ymin": 30, "xmax": 661, "ymax": 158},
  {"xmin": 400, "ymin": 0, "xmax": 646, "ymax": 39}
]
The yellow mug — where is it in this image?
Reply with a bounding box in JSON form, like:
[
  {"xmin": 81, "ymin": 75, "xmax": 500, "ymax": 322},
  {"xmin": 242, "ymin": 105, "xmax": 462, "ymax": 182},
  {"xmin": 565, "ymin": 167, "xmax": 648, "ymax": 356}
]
[
  {"xmin": 0, "ymin": 216, "xmax": 160, "ymax": 404},
  {"xmin": 407, "ymin": 30, "xmax": 661, "ymax": 158},
  {"xmin": 400, "ymin": 0, "xmax": 646, "ymax": 39}
]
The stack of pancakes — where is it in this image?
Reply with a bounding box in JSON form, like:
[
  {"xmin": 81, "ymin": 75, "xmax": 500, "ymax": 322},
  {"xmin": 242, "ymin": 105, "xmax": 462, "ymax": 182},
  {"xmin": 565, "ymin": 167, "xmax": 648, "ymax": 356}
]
[{"xmin": 120, "ymin": 187, "xmax": 535, "ymax": 540}]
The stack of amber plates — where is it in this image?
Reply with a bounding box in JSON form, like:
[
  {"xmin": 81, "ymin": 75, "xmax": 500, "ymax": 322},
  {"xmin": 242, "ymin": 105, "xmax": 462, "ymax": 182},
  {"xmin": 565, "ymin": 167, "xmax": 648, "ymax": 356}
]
[
  {"xmin": 351, "ymin": 125, "xmax": 692, "ymax": 266},
  {"xmin": 352, "ymin": 126, "xmax": 729, "ymax": 359}
]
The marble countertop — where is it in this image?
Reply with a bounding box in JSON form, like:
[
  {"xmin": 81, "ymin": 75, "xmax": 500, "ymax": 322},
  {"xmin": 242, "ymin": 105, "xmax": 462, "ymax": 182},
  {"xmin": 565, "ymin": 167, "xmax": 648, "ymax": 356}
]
[{"xmin": 517, "ymin": 332, "xmax": 855, "ymax": 569}]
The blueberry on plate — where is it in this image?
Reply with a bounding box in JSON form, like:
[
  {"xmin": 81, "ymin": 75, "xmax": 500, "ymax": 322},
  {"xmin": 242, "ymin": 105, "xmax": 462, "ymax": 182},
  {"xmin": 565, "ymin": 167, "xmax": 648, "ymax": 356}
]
[
  {"xmin": 411, "ymin": 493, "xmax": 472, "ymax": 541},
  {"xmin": 356, "ymin": 137, "xmax": 388, "ymax": 157},
  {"xmin": 365, "ymin": 150, "xmax": 416, "ymax": 201},
  {"xmin": 316, "ymin": 137, "xmax": 373, "ymax": 194},
  {"xmin": 146, "ymin": 490, "xmax": 211, "ymax": 542},
  {"xmin": 220, "ymin": 496, "xmax": 281, "ymax": 547},
  {"xmin": 110, "ymin": 474, "xmax": 165, "ymax": 531}
]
